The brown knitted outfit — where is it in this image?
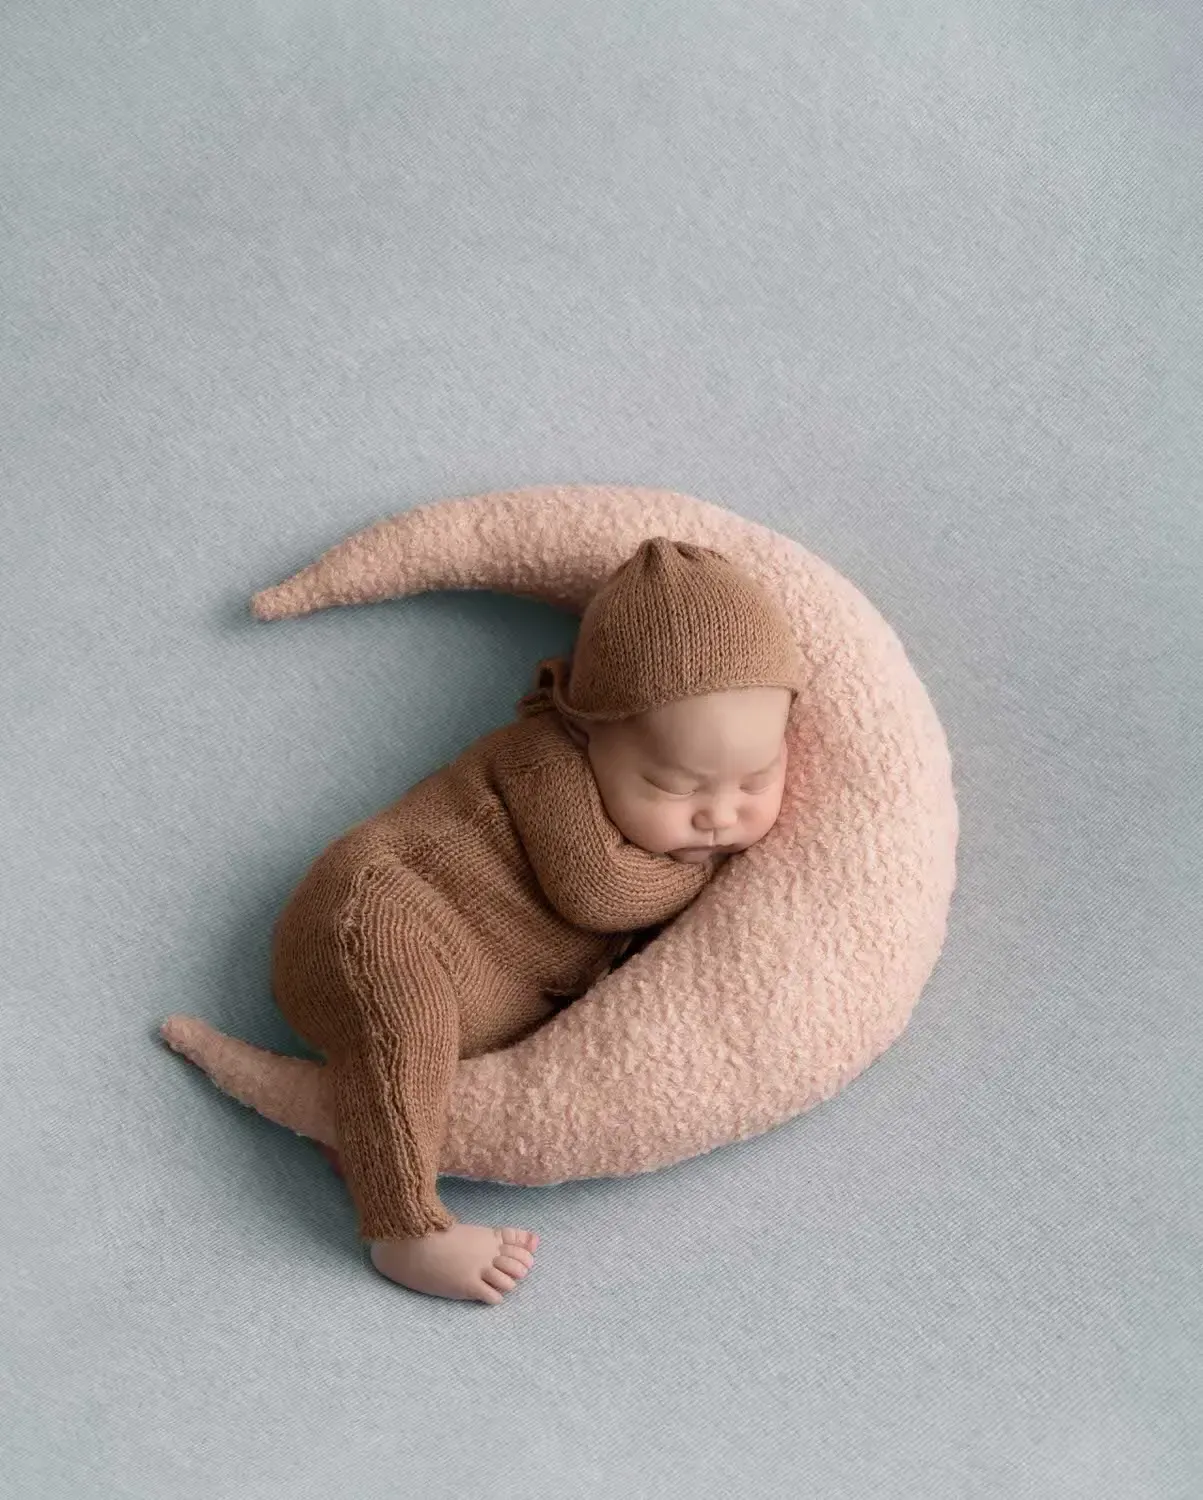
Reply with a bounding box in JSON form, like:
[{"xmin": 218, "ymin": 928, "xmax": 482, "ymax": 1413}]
[{"xmin": 270, "ymin": 538, "xmax": 802, "ymax": 1241}]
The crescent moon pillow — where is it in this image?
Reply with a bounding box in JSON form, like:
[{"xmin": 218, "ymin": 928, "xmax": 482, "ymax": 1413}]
[{"xmin": 161, "ymin": 486, "xmax": 959, "ymax": 1187}]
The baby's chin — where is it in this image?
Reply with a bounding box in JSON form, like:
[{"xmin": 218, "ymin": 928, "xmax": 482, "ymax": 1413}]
[{"xmin": 667, "ymin": 846, "xmax": 735, "ymax": 864}]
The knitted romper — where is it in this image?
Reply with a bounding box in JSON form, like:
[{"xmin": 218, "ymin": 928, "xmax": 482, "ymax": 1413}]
[
  {"xmin": 270, "ymin": 537, "xmax": 801, "ymax": 1244},
  {"xmin": 270, "ymin": 698, "xmax": 713, "ymax": 1242}
]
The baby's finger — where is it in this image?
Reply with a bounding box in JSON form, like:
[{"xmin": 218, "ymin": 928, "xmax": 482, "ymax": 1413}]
[{"xmin": 482, "ymin": 1266, "xmax": 516, "ymax": 1294}]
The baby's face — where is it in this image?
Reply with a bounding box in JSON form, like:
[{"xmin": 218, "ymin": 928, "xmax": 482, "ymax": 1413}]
[{"xmin": 569, "ymin": 687, "xmax": 792, "ymax": 863}]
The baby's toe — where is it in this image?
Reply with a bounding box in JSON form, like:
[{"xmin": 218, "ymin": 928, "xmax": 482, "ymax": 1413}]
[
  {"xmin": 482, "ymin": 1266, "xmax": 516, "ymax": 1295},
  {"xmin": 500, "ymin": 1227, "xmax": 539, "ymax": 1253},
  {"xmin": 493, "ymin": 1253, "xmax": 530, "ymax": 1279}
]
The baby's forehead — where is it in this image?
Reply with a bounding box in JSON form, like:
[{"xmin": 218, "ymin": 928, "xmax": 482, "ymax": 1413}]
[{"xmin": 626, "ymin": 709, "xmax": 785, "ymax": 772}]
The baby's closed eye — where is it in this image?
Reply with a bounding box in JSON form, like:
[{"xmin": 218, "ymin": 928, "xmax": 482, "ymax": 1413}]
[
  {"xmin": 644, "ymin": 776, "xmax": 696, "ymax": 797},
  {"xmin": 644, "ymin": 773, "xmax": 777, "ymax": 797}
]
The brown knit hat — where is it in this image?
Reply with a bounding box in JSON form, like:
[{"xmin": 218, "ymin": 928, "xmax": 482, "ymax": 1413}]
[{"xmin": 518, "ymin": 537, "xmax": 803, "ymax": 723}]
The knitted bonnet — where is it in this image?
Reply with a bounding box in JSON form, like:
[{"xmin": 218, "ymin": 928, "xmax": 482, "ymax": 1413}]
[{"xmin": 518, "ymin": 536, "xmax": 803, "ymax": 723}]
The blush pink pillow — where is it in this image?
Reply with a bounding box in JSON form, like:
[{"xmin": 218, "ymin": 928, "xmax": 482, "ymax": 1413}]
[{"xmin": 161, "ymin": 485, "xmax": 958, "ymax": 1186}]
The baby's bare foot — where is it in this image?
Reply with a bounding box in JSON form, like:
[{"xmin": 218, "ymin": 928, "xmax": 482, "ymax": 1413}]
[{"xmin": 370, "ymin": 1223, "xmax": 539, "ymax": 1305}]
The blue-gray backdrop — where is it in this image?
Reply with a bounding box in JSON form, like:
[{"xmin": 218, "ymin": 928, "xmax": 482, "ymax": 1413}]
[{"xmin": 3, "ymin": 2, "xmax": 1199, "ymax": 1496}]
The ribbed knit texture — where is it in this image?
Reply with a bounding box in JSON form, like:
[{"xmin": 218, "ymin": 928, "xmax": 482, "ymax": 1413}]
[
  {"xmin": 270, "ymin": 708, "xmax": 714, "ymax": 1241},
  {"xmin": 517, "ymin": 536, "xmax": 803, "ymax": 722}
]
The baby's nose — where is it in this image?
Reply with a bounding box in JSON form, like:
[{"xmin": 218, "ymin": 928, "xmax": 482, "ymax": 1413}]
[{"xmin": 694, "ymin": 800, "xmax": 738, "ymax": 832}]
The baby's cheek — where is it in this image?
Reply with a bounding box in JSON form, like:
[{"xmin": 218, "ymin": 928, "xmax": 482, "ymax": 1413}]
[
  {"xmin": 756, "ymin": 785, "xmax": 786, "ymax": 833},
  {"xmin": 649, "ymin": 800, "xmax": 685, "ymax": 835},
  {"xmin": 660, "ymin": 806, "xmax": 696, "ymax": 847}
]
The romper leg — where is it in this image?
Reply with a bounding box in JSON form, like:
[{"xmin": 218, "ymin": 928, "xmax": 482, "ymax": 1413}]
[{"xmin": 274, "ymin": 863, "xmax": 461, "ymax": 1242}]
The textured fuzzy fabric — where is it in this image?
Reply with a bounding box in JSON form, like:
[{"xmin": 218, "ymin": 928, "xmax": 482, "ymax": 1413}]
[{"xmin": 161, "ymin": 484, "xmax": 958, "ymax": 1187}]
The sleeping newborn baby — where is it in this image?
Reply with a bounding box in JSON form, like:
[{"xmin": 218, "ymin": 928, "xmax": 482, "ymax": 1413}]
[{"xmin": 270, "ymin": 537, "xmax": 802, "ymax": 1304}]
